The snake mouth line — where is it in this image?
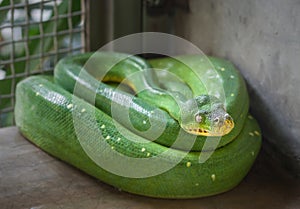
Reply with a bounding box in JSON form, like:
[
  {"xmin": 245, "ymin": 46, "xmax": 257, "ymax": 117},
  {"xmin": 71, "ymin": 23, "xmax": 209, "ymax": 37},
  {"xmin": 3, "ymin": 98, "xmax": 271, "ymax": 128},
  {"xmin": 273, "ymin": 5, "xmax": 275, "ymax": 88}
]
[
  {"xmin": 186, "ymin": 128, "xmax": 216, "ymax": 136},
  {"xmin": 186, "ymin": 124, "xmax": 233, "ymax": 136}
]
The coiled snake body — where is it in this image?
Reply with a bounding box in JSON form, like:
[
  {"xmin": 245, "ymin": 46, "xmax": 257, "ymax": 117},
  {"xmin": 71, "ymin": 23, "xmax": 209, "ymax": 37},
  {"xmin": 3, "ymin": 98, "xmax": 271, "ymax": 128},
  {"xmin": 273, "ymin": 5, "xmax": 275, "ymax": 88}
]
[{"xmin": 15, "ymin": 52, "xmax": 261, "ymax": 198}]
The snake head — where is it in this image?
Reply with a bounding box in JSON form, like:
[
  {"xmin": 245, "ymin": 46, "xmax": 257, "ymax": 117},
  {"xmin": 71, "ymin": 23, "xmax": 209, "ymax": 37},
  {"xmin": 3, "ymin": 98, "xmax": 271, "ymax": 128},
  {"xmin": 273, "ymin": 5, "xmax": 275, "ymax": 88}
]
[{"xmin": 180, "ymin": 95, "xmax": 234, "ymax": 136}]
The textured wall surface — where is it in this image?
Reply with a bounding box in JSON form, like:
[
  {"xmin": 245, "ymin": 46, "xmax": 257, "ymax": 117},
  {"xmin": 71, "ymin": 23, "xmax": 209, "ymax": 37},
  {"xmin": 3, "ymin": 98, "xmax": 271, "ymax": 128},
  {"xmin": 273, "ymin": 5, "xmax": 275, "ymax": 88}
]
[{"xmin": 174, "ymin": 0, "xmax": 300, "ymax": 175}]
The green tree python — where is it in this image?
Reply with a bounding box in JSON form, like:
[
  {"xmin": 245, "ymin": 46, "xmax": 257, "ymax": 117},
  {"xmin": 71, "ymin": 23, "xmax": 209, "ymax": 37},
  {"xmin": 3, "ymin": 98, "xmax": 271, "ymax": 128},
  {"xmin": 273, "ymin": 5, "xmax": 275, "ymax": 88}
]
[{"xmin": 15, "ymin": 52, "xmax": 261, "ymax": 199}]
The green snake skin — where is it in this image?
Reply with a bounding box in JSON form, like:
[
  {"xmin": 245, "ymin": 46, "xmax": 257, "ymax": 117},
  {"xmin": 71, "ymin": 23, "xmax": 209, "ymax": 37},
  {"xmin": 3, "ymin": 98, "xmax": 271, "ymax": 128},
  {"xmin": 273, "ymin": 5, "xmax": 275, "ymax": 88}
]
[{"xmin": 15, "ymin": 52, "xmax": 261, "ymax": 198}]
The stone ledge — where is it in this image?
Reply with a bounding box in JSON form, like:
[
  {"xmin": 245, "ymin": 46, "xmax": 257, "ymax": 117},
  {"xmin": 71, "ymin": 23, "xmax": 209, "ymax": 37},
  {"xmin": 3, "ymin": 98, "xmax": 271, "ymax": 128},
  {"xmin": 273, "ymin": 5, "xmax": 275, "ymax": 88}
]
[{"xmin": 0, "ymin": 127, "xmax": 299, "ymax": 209}]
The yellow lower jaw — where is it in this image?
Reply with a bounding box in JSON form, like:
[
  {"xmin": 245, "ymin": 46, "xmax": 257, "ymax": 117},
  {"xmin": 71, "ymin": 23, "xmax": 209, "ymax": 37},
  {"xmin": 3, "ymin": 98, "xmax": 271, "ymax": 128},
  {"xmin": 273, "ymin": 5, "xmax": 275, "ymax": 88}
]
[
  {"xmin": 186, "ymin": 129, "xmax": 230, "ymax": 136},
  {"xmin": 185, "ymin": 125, "xmax": 234, "ymax": 136},
  {"xmin": 183, "ymin": 119, "xmax": 235, "ymax": 136},
  {"xmin": 186, "ymin": 129, "xmax": 223, "ymax": 136}
]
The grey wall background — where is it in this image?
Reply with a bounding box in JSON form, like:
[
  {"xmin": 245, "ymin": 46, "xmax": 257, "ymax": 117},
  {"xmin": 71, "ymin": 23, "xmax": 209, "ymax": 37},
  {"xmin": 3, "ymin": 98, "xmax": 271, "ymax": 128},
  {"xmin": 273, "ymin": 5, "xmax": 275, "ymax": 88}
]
[{"xmin": 173, "ymin": 0, "xmax": 300, "ymax": 176}]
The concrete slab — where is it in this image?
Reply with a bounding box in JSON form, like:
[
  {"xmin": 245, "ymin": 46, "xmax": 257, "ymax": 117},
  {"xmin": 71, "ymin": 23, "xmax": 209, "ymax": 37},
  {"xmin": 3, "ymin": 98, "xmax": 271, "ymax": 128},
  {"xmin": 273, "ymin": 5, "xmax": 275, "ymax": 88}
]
[{"xmin": 0, "ymin": 127, "xmax": 299, "ymax": 209}]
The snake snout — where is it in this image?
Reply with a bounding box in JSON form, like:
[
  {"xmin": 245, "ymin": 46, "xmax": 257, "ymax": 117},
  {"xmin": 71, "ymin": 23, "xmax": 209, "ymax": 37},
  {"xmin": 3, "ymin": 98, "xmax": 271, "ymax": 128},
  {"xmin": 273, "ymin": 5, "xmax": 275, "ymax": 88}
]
[
  {"xmin": 224, "ymin": 114, "xmax": 234, "ymax": 126},
  {"xmin": 211, "ymin": 113, "xmax": 234, "ymax": 135}
]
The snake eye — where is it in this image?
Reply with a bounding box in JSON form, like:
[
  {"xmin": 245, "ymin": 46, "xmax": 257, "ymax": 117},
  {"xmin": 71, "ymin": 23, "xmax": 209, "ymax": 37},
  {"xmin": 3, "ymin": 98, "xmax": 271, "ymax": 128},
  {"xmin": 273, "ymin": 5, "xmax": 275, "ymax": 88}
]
[
  {"xmin": 195, "ymin": 114, "xmax": 202, "ymax": 123},
  {"xmin": 224, "ymin": 113, "xmax": 231, "ymax": 120},
  {"xmin": 213, "ymin": 117, "xmax": 220, "ymax": 124}
]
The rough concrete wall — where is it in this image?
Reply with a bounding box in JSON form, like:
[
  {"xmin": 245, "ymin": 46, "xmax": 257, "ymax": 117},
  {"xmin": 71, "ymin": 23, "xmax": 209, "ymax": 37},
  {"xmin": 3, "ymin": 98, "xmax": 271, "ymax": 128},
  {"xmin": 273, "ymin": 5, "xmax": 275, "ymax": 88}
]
[{"xmin": 174, "ymin": 0, "xmax": 300, "ymax": 175}]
